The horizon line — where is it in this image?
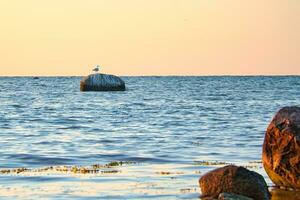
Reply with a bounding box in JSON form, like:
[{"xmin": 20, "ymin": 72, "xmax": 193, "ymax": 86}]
[{"xmin": 0, "ymin": 74, "xmax": 300, "ymax": 77}]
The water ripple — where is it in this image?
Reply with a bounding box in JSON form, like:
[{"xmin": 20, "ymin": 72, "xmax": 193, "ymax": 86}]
[{"xmin": 0, "ymin": 76, "xmax": 299, "ymax": 199}]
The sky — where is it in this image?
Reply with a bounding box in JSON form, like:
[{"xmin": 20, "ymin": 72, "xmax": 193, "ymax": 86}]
[{"xmin": 0, "ymin": 0, "xmax": 299, "ymax": 76}]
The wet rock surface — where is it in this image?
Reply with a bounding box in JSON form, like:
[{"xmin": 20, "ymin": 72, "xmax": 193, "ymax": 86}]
[
  {"xmin": 262, "ymin": 106, "xmax": 300, "ymax": 189},
  {"xmin": 80, "ymin": 73, "xmax": 125, "ymax": 91},
  {"xmin": 199, "ymin": 165, "xmax": 270, "ymax": 200}
]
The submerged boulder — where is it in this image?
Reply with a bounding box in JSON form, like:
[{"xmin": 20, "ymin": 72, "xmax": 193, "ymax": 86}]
[
  {"xmin": 199, "ymin": 165, "xmax": 270, "ymax": 200},
  {"xmin": 80, "ymin": 73, "xmax": 125, "ymax": 91},
  {"xmin": 218, "ymin": 193, "xmax": 254, "ymax": 200},
  {"xmin": 262, "ymin": 106, "xmax": 300, "ymax": 189}
]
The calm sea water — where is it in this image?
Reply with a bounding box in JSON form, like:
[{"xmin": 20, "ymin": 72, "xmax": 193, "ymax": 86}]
[{"xmin": 0, "ymin": 76, "xmax": 299, "ymax": 199}]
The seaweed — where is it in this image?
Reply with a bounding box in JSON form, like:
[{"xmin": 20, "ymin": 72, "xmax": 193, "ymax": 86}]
[
  {"xmin": 193, "ymin": 161, "xmax": 230, "ymax": 166},
  {"xmin": 0, "ymin": 161, "xmax": 136, "ymax": 175}
]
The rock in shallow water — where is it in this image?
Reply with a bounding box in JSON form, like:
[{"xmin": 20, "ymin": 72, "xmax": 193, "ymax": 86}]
[
  {"xmin": 199, "ymin": 165, "xmax": 270, "ymax": 200},
  {"xmin": 262, "ymin": 106, "xmax": 300, "ymax": 189},
  {"xmin": 80, "ymin": 73, "xmax": 125, "ymax": 91}
]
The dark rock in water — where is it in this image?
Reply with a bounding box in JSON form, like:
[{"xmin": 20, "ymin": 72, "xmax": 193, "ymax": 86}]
[
  {"xmin": 218, "ymin": 193, "xmax": 253, "ymax": 200},
  {"xmin": 199, "ymin": 165, "xmax": 270, "ymax": 200},
  {"xmin": 262, "ymin": 106, "xmax": 300, "ymax": 189},
  {"xmin": 33, "ymin": 77, "xmax": 39, "ymax": 80},
  {"xmin": 80, "ymin": 73, "xmax": 125, "ymax": 91}
]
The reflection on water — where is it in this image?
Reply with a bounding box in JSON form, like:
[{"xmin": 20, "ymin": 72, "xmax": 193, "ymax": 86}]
[
  {"xmin": 0, "ymin": 162, "xmax": 266, "ymax": 199},
  {"xmin": 0, "ymin": 76, "xmax": 299, "ymax": 199},
  {"xmin": 270, "ymin": 187, "xmax": 300, "ymax": 200}
]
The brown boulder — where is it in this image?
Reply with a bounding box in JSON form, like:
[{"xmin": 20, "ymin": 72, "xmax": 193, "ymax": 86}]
[
  {"xmin": 262, "ymin": 106, "xmax": 300, "ymax": 189},
  {"xmin": 199, "ymin": 165, "xmax": 270, "ymax": 200}
]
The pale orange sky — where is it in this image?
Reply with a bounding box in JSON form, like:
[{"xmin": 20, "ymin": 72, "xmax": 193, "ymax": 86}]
[{"xmin": 0, "ymin": 0, "xmax": 299, "ymax": 76}]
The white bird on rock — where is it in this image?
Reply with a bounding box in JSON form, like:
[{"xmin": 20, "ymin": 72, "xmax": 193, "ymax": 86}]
[{"xmin": 92, "ymin": 65, "xmax": 100, "ymax": 73}]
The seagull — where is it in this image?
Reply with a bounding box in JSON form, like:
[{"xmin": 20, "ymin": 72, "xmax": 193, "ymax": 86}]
[{"xmin": 92, "ymin": 65, "xmax": 100, "ymax": 73}]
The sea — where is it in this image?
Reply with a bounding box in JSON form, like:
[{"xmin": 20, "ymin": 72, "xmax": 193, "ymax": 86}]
[{"xmin": 0, "ymin": 76, "xmax": 299, "ymax": 199}]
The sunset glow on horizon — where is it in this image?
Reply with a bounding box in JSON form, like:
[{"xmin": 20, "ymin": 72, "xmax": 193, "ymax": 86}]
[{"xmin": 0, "ymin": 0, "xmax": 299, "ymax": 76}]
